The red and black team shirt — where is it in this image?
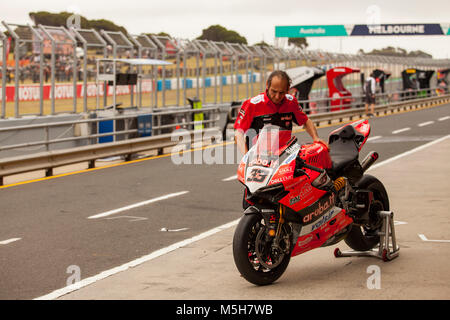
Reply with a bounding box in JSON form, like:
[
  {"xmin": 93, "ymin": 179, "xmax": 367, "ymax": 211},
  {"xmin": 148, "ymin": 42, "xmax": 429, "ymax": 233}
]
[{"xmin": 234, "ymin": 91, "xmax": 308, "ymax": 135}]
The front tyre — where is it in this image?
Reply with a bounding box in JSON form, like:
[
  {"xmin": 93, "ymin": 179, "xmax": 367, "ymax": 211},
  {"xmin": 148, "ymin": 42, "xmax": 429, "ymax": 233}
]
[{"xmin": 233, "ymin": 214, "xmax": 291, "ymax": 286}]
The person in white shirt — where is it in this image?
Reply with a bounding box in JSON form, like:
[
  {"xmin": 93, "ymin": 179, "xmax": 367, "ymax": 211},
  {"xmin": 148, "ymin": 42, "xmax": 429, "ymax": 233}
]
[{"xmin": 364, "ymin": 73, "xmax": 376, "ymax": 117}]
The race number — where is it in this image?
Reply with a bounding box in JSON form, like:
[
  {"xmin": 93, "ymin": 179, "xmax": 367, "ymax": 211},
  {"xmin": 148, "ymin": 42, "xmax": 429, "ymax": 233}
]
[{"xmin": 247, "ymin": 168, "xmax": 269, "ymax": 183}]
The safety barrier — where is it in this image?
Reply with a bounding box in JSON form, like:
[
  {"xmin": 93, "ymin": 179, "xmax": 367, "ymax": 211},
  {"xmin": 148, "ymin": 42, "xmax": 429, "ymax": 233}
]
[
  {"xmin": 0, "ymin": 105, "xmax": 221, "ymax": 154},
  {"xmin": 0, "ymin": 128, "xmax": 219, "ymax": 185},
  {"xmin": 1, "ymin": 94, "xmax": 449, "ymax": 185}
]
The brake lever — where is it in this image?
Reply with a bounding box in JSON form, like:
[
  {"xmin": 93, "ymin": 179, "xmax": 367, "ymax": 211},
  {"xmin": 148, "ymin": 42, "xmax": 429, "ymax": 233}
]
[{"xmin": 294, "ymin": 169, "xmax": 310, "ymax": 179}]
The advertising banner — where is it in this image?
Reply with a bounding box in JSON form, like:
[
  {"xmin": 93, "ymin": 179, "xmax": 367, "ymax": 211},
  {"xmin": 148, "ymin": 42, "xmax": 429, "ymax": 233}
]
[
  {"xmin": 351, "ymin": 24, "xmax": 445, "ymax": 36},
  {"xmin": 275, "ymin": 25, "xmax": 348, "ymax": 37},
  {"xmin": 276, "ymin": 24, "xmax": 449, "ymax": 37}
]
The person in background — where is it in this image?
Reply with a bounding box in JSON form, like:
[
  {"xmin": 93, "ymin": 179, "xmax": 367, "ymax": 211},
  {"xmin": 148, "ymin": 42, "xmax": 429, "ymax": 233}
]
[{"xmin": 364, "ymin": 72, "xmax": 377, "ymax": 117}]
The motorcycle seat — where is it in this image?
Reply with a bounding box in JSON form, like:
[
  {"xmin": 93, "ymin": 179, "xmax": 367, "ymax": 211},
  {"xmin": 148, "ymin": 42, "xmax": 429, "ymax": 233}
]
[{"xmin": 329, "ymin": 127, "xmax": 359, "ymax": 173}]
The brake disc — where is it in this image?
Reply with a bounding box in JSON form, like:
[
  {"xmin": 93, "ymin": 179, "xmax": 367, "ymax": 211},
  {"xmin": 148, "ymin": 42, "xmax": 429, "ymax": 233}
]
[{"xmin": 254, "ymin": 227, "xmax": 285, "ymax": 269}]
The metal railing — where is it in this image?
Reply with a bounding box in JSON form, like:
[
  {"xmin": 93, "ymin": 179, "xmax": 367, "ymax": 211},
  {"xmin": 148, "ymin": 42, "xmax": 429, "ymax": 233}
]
[
  {"xmin": 0, "ymin": 106, "xmax": 221, "ymax": 154},
  {"xmin": 1, "ymin": 93, "xmax": 449, "ymax": 185},
  {"xmin": 2, "ymin": 19, "xmax": 450, "ymax": 118},
  {"xmin": 0, "ymin": 127, "xmax": 220, "ymax": 185}
]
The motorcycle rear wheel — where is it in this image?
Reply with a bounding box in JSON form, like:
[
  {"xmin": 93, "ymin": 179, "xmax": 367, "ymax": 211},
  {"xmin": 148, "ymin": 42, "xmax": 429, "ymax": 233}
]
[
  {"xmin": 233, "ymin": 214, "xmax": 291, "ymax": 286},
  {"xmin": 345, "ymin": 174, "xmax": 389, "ymax": 252}
]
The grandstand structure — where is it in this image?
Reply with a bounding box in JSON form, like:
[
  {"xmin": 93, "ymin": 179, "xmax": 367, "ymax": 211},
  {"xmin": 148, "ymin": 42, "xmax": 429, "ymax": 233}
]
[{"xmin": 1, "ymin": 21, "xmax": 449, "ymax": 118}]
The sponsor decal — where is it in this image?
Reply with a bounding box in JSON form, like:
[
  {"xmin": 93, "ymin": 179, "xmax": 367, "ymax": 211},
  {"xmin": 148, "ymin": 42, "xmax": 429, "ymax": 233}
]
[
  {"xmin": 282, "ymin": 152, "xmax": 297, "ymax": 166},
  {"xmin": 289, "ymin": 183, "xmax": 313, "ymax": 205},
  {"xmin": 270, "ymin": 176, "xmax": 291, "ymax": 184},
  {"xmin": 285, "ymin": 94, "xmax": 294, "ymax": 101},
  {"xmin": 297, "ymin": 234, "xmax": 314, "ymax": 247},
  {"xmin": 249, "ymin": 158, "xmax": 279, "ymax": 168},
  {"xmin": 250, "ymin": 94, "xmax": 264, "ymax": 104},
  {"xmin": 302, "ymin": 193, "xmax": 335, "ymax": 224},
  {"xmin": 311, "ymin": 209, "xmax": 335, "ymax": 231},
  {"xmin": 277, "ymin": 166, "xmax": 293, "ymax": 175},
  {"xmin": 284, "ymin": 143, "xmax": 300, "ymax": 155}
]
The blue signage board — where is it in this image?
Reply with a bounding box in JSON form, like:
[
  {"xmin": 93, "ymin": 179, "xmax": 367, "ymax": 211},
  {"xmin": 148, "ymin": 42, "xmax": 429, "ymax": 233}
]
[
  {"xmin": 276, "ymin": 24, "xmax": 448, "ymax": 37},
  {"xmin": 351, "ymin": 24, "xmax": 445, "ymax": 36}
]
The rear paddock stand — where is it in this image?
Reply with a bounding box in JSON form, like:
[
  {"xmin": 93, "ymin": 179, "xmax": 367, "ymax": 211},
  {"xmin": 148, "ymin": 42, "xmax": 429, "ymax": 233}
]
[{"xmin": 334, "ymin": 210, "xmax": 400, "ymax": 262}]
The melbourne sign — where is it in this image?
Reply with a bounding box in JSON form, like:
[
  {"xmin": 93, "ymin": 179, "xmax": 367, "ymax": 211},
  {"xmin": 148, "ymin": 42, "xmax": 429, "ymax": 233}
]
[
  {"xmin": 351, "ymin": 24, "xmax": 445, "ymax": 36},
  {"xmin": 276, "ymin": 23, "xmax": 449, "ymax": 37}
]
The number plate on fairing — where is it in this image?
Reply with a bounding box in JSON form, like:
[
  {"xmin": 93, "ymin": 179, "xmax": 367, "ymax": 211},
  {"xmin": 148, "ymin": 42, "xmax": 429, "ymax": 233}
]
[{"xmin": 245, "ymin": 167, "xmax": 274, "ymax": 193}]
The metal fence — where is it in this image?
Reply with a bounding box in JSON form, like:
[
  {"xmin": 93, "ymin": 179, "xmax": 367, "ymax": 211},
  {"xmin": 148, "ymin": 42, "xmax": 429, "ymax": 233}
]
[{"xmin": 1, "ymin": 21, "xmax": 450, "ymax": 119}]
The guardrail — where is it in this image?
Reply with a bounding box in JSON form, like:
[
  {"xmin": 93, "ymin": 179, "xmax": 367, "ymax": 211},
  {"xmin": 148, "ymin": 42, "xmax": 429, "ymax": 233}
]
[
  {"xmin": 0, "ymin": 94, "xmax": 449, "ymax": 186},
  {"xmin": 0, "ymin": 106, "xmax": 221, "ymax": 153},
  {"xmin": 0, "ymin": 127, "xmax": 219, "ymax": 186},
  {"xmin": 229, "ymin": 88, "xmax": 449, "ymax": 121},
  {"xmin": 306, "ymin": 94, "xmax": 450, "ymax": 126}
]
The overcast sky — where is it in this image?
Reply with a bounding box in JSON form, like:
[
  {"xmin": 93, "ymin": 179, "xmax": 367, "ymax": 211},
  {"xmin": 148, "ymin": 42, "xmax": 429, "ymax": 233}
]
[{"xmin": 2, "ymin": 0, "xmax": 450, "ymax": 58}]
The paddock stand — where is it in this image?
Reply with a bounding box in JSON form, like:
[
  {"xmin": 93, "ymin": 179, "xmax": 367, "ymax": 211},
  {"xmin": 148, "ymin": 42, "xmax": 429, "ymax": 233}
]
[{"xmin": 334, "ymin": 210, "xmax": 400, "ymax": 262}]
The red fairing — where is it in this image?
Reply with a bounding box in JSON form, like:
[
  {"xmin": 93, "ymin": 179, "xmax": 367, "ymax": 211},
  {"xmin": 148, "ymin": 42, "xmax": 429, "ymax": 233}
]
[
  {"xmin": 329, "ymin": 119, "xmax": 371, "ymax": 151},
  {"xmin": 291, "ymin": 209, "xmax": 353, "ymax": 257},
  {"xmin": 298, "ymin": 142, "xmax": 332, "ymax": 169},
  {"xmin": 326, "ymin": 67, "xmax": 360, "ymax": 111}
]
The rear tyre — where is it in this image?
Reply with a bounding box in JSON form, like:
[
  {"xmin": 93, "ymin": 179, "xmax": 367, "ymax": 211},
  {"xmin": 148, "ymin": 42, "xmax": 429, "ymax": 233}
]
[
  {"xmin": 345, "ymin": 174, "xmax": 389, "ymax": 252},
  {"xmin": 233, "ymin": 214, "xmax": 291, "ymax": 286}
]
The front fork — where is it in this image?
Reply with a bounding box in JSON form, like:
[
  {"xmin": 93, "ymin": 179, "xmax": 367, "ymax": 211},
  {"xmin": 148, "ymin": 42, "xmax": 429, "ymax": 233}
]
[{"xmin": 245, "ymin": 205, "xmax": 291, "ymax": 255}]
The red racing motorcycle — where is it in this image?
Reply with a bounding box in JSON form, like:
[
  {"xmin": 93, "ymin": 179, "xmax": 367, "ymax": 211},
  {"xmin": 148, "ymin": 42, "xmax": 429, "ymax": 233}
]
[{"xmin": 233, "ymin": 119, "xmax": 398, "ymax": 285}]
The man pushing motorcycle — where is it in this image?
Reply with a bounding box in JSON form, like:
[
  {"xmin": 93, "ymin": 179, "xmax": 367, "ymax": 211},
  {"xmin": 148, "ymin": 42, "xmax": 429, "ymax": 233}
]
[
  {"xmin": 234, "ymin": 70, "xmax": 327, "ymax": 155},
  {"xmin": 234, "ymin": 70, "xmax": 328, "ymax": 209}
]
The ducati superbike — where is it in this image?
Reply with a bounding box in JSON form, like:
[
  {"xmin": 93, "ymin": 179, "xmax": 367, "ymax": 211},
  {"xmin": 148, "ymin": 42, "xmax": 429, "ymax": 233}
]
[{"xmin": 233, "ymin": 119, "xmax": 399, "ymax": 286}]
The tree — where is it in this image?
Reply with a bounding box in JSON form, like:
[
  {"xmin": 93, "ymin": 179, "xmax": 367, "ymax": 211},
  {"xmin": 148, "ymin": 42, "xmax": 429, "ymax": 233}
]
[
  {"xmin": 358, "ymin": 46, "xmax": 432, "ymax": 58},
  {"xmin": 196, "ymin": 25, "xmax": 247, "ymax": 44},
  {"xmin": 253, "ymin": 41, "xmax": 271, "ymax": 47},
  {"xmin": 288, "ymin": 37, "xmax": 308, "ymax": 49},
  {"xmin": 145, "ymin": 32, "xmax": 172, "ymax": 38},
  {"xmin": 29, "ymin": 11, "xmax": 128, "ymax": 34}
]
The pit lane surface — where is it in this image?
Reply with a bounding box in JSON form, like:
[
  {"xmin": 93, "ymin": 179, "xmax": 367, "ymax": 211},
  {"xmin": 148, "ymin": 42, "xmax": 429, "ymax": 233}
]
[{"xmin": 0, "ymin": 103, "xmax": 449, "ymax": 299}]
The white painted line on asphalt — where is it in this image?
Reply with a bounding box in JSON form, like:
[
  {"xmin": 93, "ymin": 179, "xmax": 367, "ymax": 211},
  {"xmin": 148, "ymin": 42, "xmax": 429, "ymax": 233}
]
[
  {"xmin": 438, "ymin": 116, "xmax": 450, "ymax": 121},
  {"xmin": 418, "ymin": 234, "xmax": 450, "ymax": 243},
  {"xmin": 0, "ymin": 238, "xmax": 21, "ymax": 245},
  {"xmin": 418, "ymin": 121, "xmax": 434, "ymax": 127},
  {"xmin": 368, "ymin": 134, "xmax": 450, "ymax": 171},
  {"xmin": 106, "ymin": 216, "xmax": 148, "ymax": 222},
  {"xmin": 87, "ymin": 191, "xmax": 189, "ymax": 219},
  {"xmin": 160, "ymin": 227, "xmax": 189, "ymax": 232},
  {"xmin": 367, "ymin": 135, "xmax": 382, "ymax": 142},
  {"xmin": 34, "ymin": 218, "xmax": 240, "ymax": 300},
  {"xmin": 392, "ymin": 127, "xmax": 411, "ymax": 134},
  {"xmin": 222, "ymin": 175, "xmax": 237, "ymax": 182}
]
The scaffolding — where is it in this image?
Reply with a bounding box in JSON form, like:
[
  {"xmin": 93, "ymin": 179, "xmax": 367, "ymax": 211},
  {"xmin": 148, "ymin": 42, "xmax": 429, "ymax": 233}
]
[
  {"xmin": 2, "ymin": 21, "xmax": 44, "ymax": 117},
  {"xmin": 71, "ymin": 27, "xmax": 107, "ymax": 112}
]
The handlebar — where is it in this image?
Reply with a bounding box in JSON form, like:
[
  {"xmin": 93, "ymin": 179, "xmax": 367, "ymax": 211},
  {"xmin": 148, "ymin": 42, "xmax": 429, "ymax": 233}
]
[
  {"xmin": 295, "ymin": 156, "xmax": 325, "ymax": 174},
  {"xmin": 302, "ymin": 162, "xmax": 325, "ymax": 174}
]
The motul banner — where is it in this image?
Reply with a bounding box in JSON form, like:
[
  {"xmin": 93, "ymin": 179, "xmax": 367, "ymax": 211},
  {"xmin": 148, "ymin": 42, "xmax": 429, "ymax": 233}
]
[{"xmin": 0, "ymin": 80, "xmax": 154, "ymax": 102}]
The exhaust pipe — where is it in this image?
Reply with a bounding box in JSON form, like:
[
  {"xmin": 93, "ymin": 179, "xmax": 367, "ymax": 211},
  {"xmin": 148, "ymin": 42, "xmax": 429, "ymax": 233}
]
[{"xmin": 361, "ymin": 151, "xmax": 379, "ymax": 172}]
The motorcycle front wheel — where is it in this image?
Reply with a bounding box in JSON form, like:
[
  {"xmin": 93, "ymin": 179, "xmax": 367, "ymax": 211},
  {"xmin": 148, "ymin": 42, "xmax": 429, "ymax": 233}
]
[{"xmin": 232, "ymin": 214, "xmax": 291, "ymax": 286}]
